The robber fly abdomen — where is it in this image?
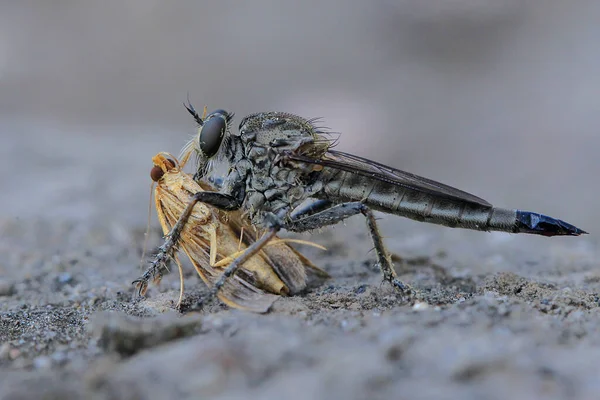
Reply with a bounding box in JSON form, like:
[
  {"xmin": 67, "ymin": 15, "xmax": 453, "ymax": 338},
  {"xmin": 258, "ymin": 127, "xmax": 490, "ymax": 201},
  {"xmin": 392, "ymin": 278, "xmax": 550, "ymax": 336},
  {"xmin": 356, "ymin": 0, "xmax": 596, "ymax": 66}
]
[
  {"xmin": 321, "ymin": 167, "xmax": 504, "ymax": 228},
  {"xmin": 318, "ymin": 166, "xmax": 584, "ymax": 236}
]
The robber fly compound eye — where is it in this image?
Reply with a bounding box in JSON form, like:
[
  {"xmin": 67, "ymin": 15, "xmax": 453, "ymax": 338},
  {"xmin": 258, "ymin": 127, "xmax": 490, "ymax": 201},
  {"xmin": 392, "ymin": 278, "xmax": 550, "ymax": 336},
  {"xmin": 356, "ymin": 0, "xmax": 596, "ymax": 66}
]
[{"xmin": 198, "ymin": 110, "xmax": 229, "ymax": 158}]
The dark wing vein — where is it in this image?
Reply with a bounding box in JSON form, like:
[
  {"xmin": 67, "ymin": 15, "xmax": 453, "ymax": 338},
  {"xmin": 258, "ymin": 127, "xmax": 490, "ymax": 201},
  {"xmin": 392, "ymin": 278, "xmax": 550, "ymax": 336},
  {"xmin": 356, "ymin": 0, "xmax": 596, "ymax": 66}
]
[{"xmin": 288, "ymin": 149, "xmax": 492, "ymax": 208}]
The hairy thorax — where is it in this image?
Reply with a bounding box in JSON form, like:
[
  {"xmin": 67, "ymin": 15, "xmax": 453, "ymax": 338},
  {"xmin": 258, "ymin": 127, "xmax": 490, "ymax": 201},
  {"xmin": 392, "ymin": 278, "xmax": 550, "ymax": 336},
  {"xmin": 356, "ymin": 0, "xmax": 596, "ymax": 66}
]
[{"xmin": 233, "ymin": 118, "xmax": 328, "ymax": 227}]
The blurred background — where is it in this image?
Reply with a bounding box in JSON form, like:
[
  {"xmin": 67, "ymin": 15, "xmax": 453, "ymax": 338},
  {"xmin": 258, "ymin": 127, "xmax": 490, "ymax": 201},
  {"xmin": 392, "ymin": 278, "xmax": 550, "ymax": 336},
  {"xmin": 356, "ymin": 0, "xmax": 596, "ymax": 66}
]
[{"xmin": 0, "ymin": 0, "xmax": 597, "ymax": 241}]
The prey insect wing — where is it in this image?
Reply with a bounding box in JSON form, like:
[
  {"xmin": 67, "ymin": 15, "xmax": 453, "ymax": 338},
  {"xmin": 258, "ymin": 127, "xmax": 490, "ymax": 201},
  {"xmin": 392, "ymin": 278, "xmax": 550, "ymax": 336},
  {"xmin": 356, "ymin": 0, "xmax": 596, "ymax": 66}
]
[
  {"xmin": 135, "ymin": 152, "xmax": 327, "ymax": 312},
  {"xmin": 217, "ymin": 203, "xmax": 327, "ymax": 294}
]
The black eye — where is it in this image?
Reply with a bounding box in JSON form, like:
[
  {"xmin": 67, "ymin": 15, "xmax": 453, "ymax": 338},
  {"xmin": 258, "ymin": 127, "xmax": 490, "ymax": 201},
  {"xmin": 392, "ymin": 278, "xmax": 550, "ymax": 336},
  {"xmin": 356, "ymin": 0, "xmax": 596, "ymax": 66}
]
[
  {"xmin": 209, "ymin": 109, "xmax": 228, "ymax": 118},
  {"xmin": 199, "ymin": 116, "xmax": 226, "ymax": 158}
]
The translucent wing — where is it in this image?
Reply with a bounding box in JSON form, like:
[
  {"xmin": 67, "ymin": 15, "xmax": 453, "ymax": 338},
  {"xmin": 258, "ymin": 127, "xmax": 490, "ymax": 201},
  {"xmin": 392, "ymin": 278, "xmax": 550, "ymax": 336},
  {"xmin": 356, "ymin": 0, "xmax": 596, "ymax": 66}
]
[{"xmin": 288, "ymin": 149, "xmax": 492, "ymax": 208}]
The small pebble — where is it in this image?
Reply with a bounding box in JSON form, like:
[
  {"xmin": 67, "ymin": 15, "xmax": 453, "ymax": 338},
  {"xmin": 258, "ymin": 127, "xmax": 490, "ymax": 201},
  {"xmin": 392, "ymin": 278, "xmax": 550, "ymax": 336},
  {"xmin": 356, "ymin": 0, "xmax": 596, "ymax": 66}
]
[
  {"xmin": 51, "ymin": 351, "xmax": 68, "ymax": 365},
  {"xmin": 33, "ymin": 356, "xmax": 52, "ymax": 369},
  {"xmin": 57, "ymin": 272, "xmax": 74, "ymax": 284},
  {"xmin": 0, "ymin": 279, "xmax": 15, "ymax": 296},
  {"xmin": 0, "ymin": 343, "xmax": 11, "ymax": 359},
  {"xmin": 412, "ymin": 302, "xmax": 430, "ymax": 311},
  {"xmin": 9, "ymin": 349, "xmax": 21, "ymax": 360}
]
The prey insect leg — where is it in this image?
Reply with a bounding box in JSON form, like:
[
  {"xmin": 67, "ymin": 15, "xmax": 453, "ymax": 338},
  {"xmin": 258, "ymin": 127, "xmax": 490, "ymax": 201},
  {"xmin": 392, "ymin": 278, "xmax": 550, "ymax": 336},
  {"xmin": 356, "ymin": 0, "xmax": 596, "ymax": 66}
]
[
  {"xmin": 157, "ymin": 190, "xmax": 240, "ymax": 261},
  {"xmin": 199, "ymin": 228, "xmax": 280, "ymax": 307},
  {"xmin": 285, "ymin": 202, "xmax": 413, "ymax": 294}
]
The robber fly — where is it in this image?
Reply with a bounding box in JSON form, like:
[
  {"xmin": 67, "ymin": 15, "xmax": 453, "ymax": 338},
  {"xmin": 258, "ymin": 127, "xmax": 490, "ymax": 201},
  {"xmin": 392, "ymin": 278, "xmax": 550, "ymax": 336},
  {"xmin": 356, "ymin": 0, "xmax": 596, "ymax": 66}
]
[
  {"xmin": 133, "ymin": 152, "xmax": 327, "ymax": 312},
  {"xmin": 155, "ymin": 103, "xmax": 586, "ymax": 301}
]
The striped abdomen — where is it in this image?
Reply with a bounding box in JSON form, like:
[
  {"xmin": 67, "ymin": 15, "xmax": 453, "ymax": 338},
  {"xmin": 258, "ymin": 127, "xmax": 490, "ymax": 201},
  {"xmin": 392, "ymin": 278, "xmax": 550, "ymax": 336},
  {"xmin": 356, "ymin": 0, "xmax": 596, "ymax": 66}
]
[{"xmin": 320, "ymin": 169, "xmax": 586, "ymax": 237}]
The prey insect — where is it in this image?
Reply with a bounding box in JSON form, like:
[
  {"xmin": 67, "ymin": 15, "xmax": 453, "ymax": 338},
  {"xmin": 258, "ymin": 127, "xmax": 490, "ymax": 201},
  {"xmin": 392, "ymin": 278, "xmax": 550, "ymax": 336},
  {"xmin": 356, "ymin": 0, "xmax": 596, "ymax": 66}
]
[
  {"xmin": 133, "ymin": 151, "xmax": 328, "ymax": 312},
  {"xmin": 158, "ymin": 102, "xmax": 587, "ymax": 302}
]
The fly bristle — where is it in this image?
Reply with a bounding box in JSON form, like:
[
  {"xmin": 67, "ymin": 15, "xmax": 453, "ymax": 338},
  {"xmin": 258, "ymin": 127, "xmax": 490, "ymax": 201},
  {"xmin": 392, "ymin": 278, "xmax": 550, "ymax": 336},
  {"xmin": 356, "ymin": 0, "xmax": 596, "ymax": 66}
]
[{"xmin": 179, "ymin": 136, "xmax": 198, "ymax": 166}]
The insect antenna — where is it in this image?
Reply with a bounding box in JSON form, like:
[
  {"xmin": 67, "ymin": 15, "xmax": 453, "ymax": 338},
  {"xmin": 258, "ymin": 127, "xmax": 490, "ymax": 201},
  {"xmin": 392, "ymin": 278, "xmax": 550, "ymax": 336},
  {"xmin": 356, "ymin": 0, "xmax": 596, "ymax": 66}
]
[
  {"xmin": 139, "ymin": 181, "xmax": 157, "ymax": 271},
  {"xmin": 184, "ymin": 94, "xmax": 204, "ymax": 126}
]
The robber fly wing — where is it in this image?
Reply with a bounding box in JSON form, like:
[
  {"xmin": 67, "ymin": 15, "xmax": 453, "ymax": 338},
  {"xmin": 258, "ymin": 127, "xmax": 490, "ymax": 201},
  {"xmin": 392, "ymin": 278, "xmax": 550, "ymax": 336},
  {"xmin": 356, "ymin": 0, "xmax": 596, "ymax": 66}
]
[{"xmin": 287, "ymin": 149, "xmax": 492, "ymax": 208}]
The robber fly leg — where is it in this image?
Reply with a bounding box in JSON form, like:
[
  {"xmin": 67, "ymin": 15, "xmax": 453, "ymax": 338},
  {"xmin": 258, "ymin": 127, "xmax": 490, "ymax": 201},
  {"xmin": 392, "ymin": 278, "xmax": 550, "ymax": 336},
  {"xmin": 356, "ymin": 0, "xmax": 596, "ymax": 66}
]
[
  {"xmin": 206, "ymin": 175, "xmax": 225, "ymax": 189},
  {"xmin": 196, "ymin": 209, "xmax": 287, "ymax": 308},
  {"xmin": 361, "ymin": 206, "xmax": 412, "ymax": 294},
  {"xmin": 285, "ymin": 202, "xmax": 413, "ymax": 295},
  {"xmin": 132, "ymin": 208, "xmax": 193, "ymax": 296},
  {"xmin": 132, "ymin": 263, "xmax": 164, "ymax": 297},
  {"xmin": 289, "ymin": 199, "xmax": 333, "ymax": 220},
  {"xmin": 135, "ymin": 193, "xmax": 200, "ymax": 287},
  {"xmin": 201, "ymin": 227, "xmax": 280, "ymax": 307}
]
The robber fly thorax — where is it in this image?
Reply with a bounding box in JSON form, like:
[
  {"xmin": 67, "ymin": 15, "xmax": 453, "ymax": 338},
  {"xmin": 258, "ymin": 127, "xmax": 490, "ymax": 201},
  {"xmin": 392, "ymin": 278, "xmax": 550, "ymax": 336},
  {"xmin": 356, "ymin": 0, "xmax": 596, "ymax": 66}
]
[
  {"xmin": 165, "ymin": 102, "xmax": 586, "ymax": 301},
  {"xmin": 180, "ymin": 110, "xmax": 325, "ymax": 225}
]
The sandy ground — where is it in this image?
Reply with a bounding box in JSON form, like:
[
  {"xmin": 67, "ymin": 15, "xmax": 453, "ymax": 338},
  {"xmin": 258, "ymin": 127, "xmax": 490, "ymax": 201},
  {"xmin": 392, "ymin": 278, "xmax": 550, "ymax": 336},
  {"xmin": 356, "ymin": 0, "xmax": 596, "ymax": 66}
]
[
  {"xmin": 2, "ymin": 2, "xmax": 600, "ymax": 399},
  {"xmin": 0, "ymin": 118, "xmax": 598, "ymax": 400},
  {"xmin": 0, "ymin": 178, "xmax": 598, "ymax": 399}
]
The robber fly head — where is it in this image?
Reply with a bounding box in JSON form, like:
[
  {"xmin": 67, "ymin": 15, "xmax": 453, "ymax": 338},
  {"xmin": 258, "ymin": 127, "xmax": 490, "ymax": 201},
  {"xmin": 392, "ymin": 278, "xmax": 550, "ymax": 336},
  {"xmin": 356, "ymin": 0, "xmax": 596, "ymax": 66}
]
[{"xmin": 181, "ymin": 101, "xmax": 234, "ymax": 178}]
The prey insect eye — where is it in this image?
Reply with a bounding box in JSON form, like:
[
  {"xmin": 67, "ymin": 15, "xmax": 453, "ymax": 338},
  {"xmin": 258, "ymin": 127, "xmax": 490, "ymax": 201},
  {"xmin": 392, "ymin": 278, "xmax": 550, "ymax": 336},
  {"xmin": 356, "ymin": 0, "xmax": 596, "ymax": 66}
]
[
  {"xmin": 150, "ymin": 166, "xmax": 164, "ymax": 182},
  {"xmin": 165, "ymin": 158, "xmax": 176, "ymax": 169},
  {"xmin": 199, "ymin": 112, "xmax": 228, "ymax": 158}
]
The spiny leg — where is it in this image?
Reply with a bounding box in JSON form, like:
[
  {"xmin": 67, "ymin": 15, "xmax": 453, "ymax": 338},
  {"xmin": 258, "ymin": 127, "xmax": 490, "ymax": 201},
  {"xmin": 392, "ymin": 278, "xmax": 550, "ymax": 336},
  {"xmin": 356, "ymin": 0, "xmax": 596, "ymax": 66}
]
[
  {"xmin": 361, "ymin": 206, "xmax": 411, "ymax": 293},
  {"xmin": 289, "ymin": 199, "xmax": 333, "ymax": 220},
  {"xmin": 132, "ymin": 247, "xmax": 170, "ymax": 297},
  {"xmin": 285, "ymin": 201, "xmax": 412, "ymax": 295},
  {"xmin": 134, "ymin": 189, "xmax": 242, "ymax": 308},
  {"xmin": 132, "ymin": 192, "xmax": 202, "ymax": 298}
]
